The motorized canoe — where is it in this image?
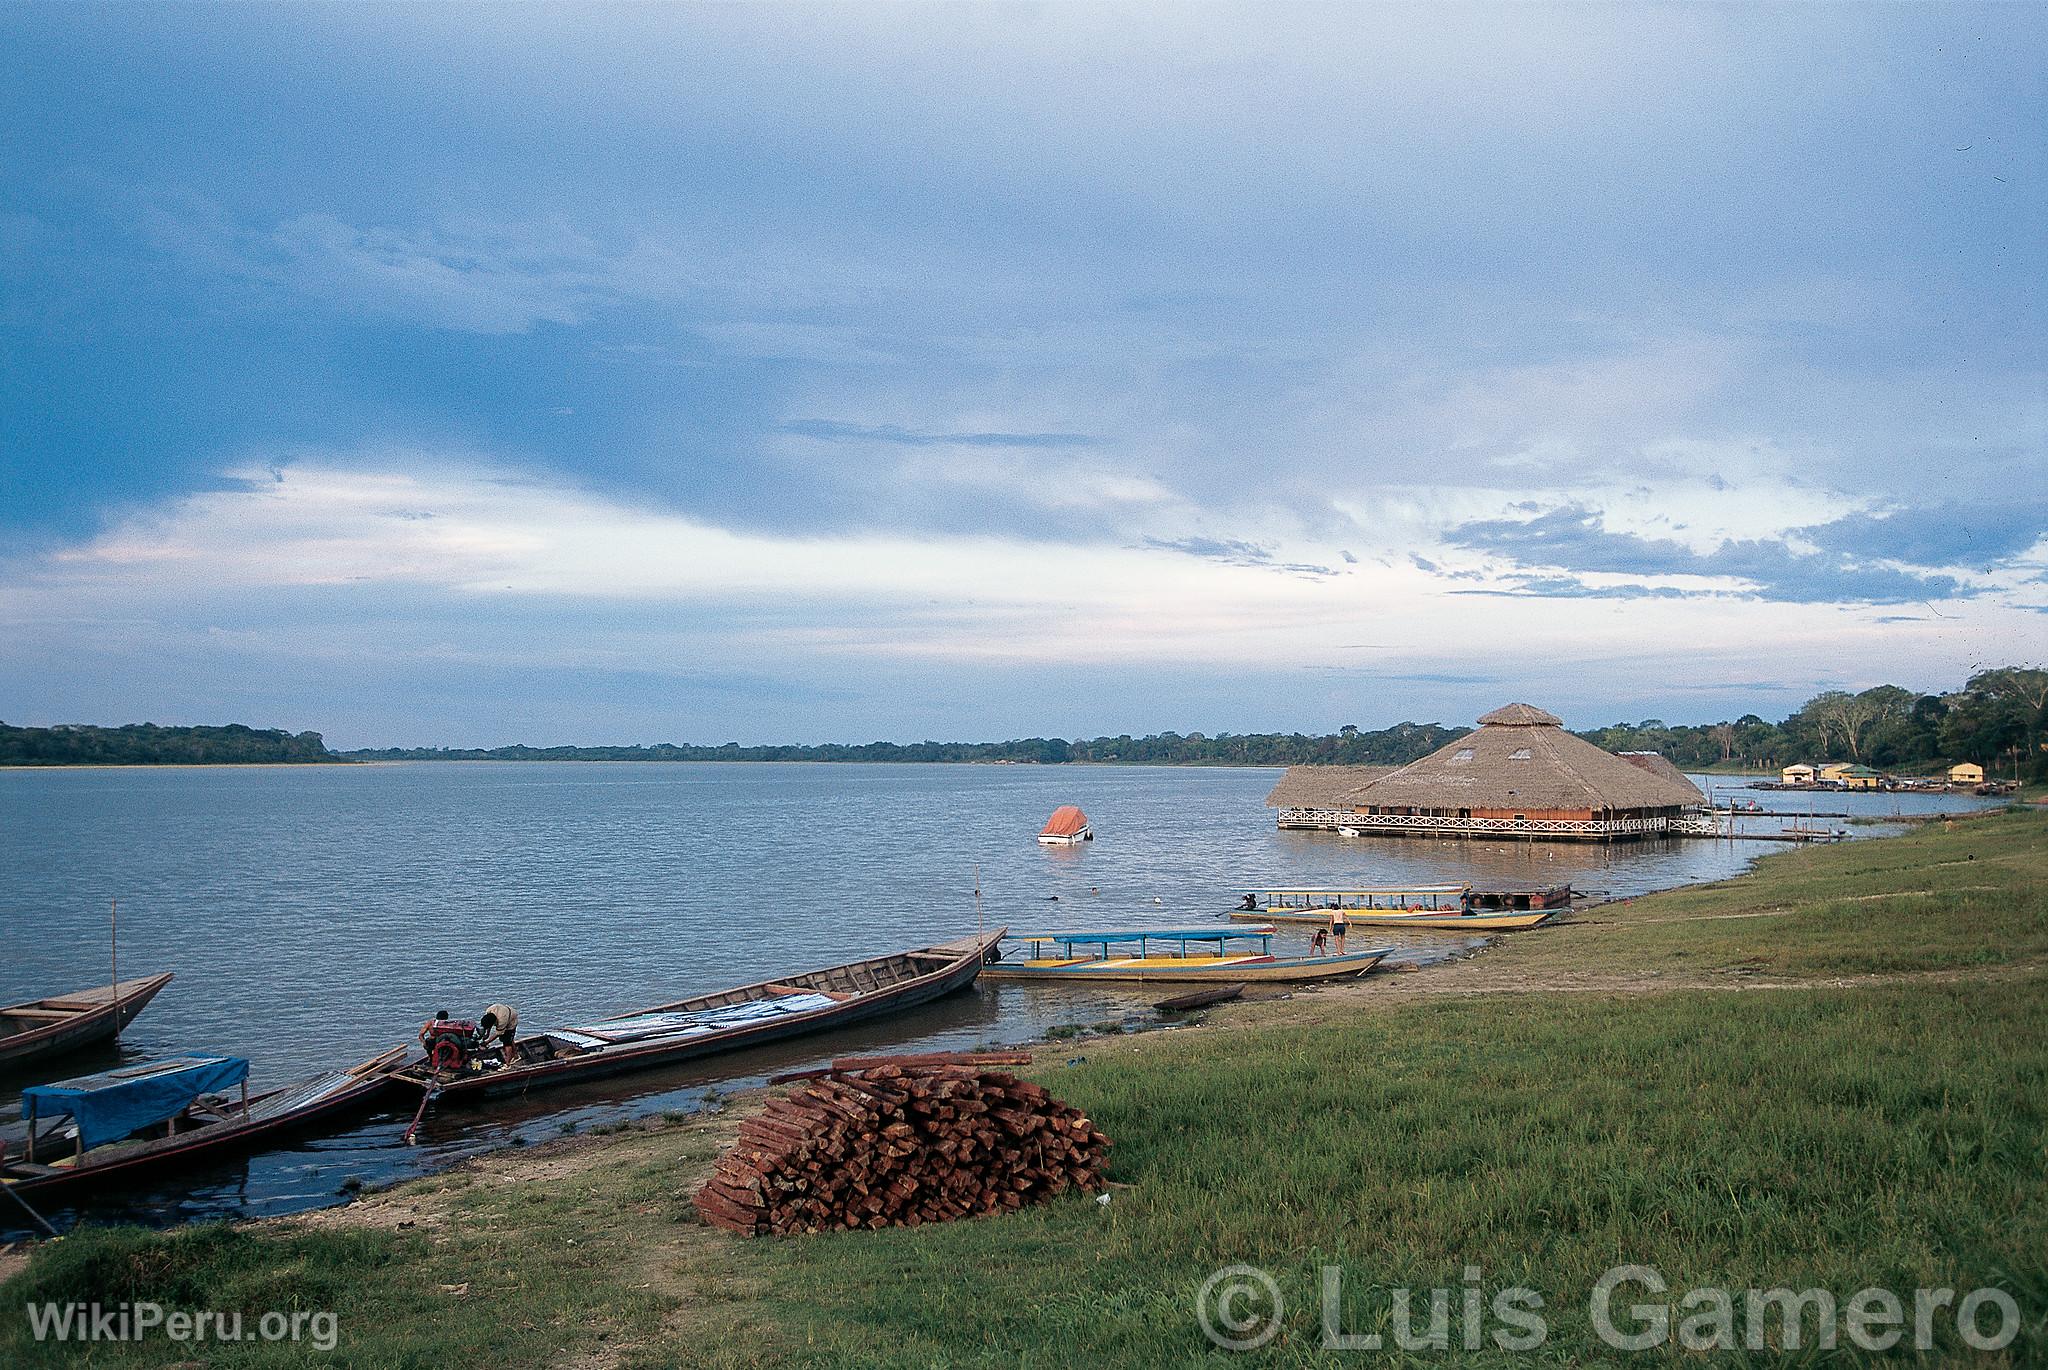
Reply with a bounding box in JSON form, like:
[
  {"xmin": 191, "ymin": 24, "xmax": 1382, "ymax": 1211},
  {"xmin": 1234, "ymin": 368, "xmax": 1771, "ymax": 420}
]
[
  {"xmin": 1, "ymin": 1047, "xmax": 405, "ymax": 1201},
  {"xmin": 1234, "ymin": 886, "xmax": 1565, "ymax": 930},
  {"xmin": 389, "ymin": 930, "xmax": 1006, "ymax": 1101},
  {"xmin": 981, "ymin": 927, "xmax": 1389, "ymax": 984},
  {"xmin": 0, "ymin": 973, "xmax": 174, "ymax": 1073},
  {"xmin": 1241, "ymin": 907, "xmax": 1560, "ymax": 931}
]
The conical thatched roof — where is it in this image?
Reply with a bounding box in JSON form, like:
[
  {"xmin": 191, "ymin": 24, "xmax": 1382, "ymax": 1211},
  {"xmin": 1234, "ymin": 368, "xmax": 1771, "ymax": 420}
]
[
  {"xmin": 1263, "ymin": 765, "xmax": 1397, "ymax": 807},
  {"xmin": 1615, "ymin": 752, "xmax": 1706, "ymax": 804},
  {"xmin": 1476, "ymin": 703, "xmax": 1562, "ymax": 727},
  {"xmin": 1351, "ymin": 705, "xmax": 1704, "ymax": 813}
]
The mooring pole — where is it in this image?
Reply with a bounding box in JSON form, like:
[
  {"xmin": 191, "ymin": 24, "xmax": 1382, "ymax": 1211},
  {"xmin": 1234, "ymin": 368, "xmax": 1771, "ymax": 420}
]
[
  {"xmin": 2, "ymin": 1179, "xmax": 60, "ymax": 1239},
  {"xmin": 110, "ymin": 899, "xmax": 120, "ymax": 1040}
]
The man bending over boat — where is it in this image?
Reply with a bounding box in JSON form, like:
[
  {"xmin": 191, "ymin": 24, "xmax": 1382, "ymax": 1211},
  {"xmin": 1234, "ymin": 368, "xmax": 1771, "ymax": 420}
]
[{"xmin": 479, "ymin": 1004, "xmax": 519, "ymax": 1065}]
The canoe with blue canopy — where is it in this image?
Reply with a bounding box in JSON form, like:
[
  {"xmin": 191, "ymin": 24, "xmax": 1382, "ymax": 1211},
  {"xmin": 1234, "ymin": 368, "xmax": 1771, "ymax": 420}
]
[
  {"xmin": 986, "ymin": 926, "xmax": 1390, "ymax": 984},
  {"xmin": 3, "ymin": 1047, "xmax": 406, "ymax": 1202},
  {"xmin": 21, "ymin": 1055, "xmax": 249, "ymax": 1151}
]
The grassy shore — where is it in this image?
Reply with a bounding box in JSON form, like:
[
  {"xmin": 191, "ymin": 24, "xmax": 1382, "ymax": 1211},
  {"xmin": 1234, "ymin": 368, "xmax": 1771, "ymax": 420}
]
[{"xmin": 5, "ymin": 810, "xmax": 2044, "ymax": 1366}]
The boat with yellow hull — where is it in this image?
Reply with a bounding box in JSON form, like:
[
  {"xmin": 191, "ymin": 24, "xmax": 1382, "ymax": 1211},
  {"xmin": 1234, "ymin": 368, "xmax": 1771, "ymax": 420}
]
[
  {"xmin": 1265, "ymin": 908, "xmax": 1559, "ymax": 931},
  {"xmin": 1235, "ymin": 885, "xmax": 1566, "ymax": 931},
  {"xmin": 981, "ymin": 927, "xmax": 1389, "ymax": 984}
]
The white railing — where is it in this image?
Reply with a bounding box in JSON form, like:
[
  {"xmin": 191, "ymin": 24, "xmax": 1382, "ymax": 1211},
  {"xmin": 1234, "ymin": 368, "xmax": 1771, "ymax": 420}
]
[{"xmin": 1277, "ymin": 808, "xmax": 1681, "ymax": 838}]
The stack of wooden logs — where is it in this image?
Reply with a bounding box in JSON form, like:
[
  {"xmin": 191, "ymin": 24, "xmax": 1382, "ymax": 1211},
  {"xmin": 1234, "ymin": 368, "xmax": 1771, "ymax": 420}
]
[{"xmin": 693, "ymin": 1052, "xmax": 1110, "ymax": 1235}]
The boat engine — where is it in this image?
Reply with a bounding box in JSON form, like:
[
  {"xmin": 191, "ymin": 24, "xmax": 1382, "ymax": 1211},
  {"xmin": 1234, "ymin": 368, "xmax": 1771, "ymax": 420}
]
[{"xmin": 418, "ymin": 1014, "xmax": 481, "ymax": 1073}]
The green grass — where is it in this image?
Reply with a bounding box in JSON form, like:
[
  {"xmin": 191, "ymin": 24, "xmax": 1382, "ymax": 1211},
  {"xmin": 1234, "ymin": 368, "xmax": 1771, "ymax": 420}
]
[
  {"xmin": 5, "ymin": 810, "xmax": 2044, "ymax": 1367},
  {"xmin": 1491, "ymin": 807, "xmax": 2048, "ymax": 981}
]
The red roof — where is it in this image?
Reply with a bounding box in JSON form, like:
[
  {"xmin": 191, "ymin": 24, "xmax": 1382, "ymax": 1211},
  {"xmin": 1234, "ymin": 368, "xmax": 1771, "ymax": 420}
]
[{"xmin": 1040, "ymin": 805, "xmax": 1090, "ymax": 837}]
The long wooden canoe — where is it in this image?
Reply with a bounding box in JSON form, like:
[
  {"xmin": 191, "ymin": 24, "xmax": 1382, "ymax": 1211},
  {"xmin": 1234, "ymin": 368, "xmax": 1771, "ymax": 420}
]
[
  {"xmin": 391, "ymin": 930, "xmax": 1006, "ymax": 1101},
  {"xmin": 0, "ymin": 973, "xmax": 174, "ymax": 1072},
  {"xmin": 982, "ymin": 947, "xmax": 1388, "ymax": 984},
  {"xmin": 1234, "ymin": 908, "xmax": 1560, "ymax": 931},
  {"xmin": 1, "ymin": 1048, "xmax": 405, "ymax": 1201}
]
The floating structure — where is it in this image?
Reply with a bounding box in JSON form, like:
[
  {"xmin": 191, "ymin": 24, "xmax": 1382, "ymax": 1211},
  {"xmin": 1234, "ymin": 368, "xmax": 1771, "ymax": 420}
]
[
  {"xmin": 1949, "ymin": 762, "xmax": 1985, "ymax": 785},
  {"xmin": 390, "ymin": 931, "xmax": 1004, "ymax": 1101},
  {"xmin": 0, "ymin": 973, "xmax": 173, "ymax": 1072},
  {"xmin": 1269, "ymin": 703, "xmax": 1707, "ymax": 842},
  {"xmin": 1037, "ymin": 805, "xmax": 1094, "ymax": 845},
  {"xmin": 983, "ymin": 927, "xmax": 1387, "ymax": 983},
  {"xmin": 3, "ymin": 1048, "xmax": 403, "ymax": 1200}
]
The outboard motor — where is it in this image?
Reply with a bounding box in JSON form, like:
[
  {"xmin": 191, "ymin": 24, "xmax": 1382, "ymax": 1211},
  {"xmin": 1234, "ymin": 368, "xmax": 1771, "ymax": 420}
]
[{"xmin": 418, "ymin": 1010, "xmax": 481, "ymax": 1073}]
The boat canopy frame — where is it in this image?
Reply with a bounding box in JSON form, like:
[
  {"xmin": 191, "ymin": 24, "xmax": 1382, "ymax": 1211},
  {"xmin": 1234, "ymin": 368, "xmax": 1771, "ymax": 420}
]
[
  {"xmin": 1007, "ymin": 926, "xmax": 1276, "ymax": 959},
  {"xmin": 1247, "ymin": 886, "xmax": 1468, "ymax": 912}
]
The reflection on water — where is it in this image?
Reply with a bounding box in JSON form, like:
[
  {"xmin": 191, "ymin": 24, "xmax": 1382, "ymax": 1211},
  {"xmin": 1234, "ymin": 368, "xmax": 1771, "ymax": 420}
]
[{"xmin": 0, "ymin": 762, "xmax": 1999, "ymax": 1233}]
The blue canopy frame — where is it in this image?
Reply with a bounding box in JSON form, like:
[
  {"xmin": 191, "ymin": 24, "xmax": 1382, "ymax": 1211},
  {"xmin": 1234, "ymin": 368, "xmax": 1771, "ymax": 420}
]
[
  {"xmin": 1007, "ymin": 927, "xmax": 1276, "ymax": 959},
  {"xmin": 22, "ymin": 1055, "xmax": 250, "ymax": 1153}
]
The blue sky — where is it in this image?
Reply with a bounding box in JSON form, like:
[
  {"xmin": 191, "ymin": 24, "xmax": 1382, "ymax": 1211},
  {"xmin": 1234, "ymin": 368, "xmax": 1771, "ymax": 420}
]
[{"xmin": 2, "ymin": 3, "xmax": 2043, "ymax": 747}]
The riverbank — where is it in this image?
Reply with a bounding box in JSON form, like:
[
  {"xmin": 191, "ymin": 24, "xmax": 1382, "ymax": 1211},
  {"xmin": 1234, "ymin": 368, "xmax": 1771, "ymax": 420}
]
[{"xmin": 4, "ymin": 809, "xmax": 2043, "ymax": 1365}]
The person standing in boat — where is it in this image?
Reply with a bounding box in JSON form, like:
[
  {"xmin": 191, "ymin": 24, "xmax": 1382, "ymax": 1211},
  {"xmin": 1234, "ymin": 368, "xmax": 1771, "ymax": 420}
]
[
  {"xmin": 1329, "ymin": 908, "xmax": 1348, "ymax": 955},
  {"xmin": 479, "ymin": 1003, "xmax": 519, "ymax": 1066}
]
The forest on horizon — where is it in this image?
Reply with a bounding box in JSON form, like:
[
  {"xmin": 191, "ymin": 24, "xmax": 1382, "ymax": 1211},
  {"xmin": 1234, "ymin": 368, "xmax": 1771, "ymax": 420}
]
[{"xmin": 4, "ymin": 667, "xmax": 2042, "ymax": 778}]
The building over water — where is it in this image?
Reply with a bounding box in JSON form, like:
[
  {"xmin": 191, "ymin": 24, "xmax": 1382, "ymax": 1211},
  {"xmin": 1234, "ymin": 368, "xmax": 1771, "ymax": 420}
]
[{"xmin": 1269, "ymin": 703, "xmax": 1708, "ymax": 842}]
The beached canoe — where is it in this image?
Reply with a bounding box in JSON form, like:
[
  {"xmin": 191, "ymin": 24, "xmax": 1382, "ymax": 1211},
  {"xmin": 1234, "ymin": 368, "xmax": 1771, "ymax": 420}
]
[
  {"xmin": 1, "ymin": 1047, "xmax": 405, "ymax": 1201},
  {"xmin": 982, "ymin": 927, "xmax": 1388, "ymax": 984},
  {"xmin": 0, "ymin": 973, "xmax": 174, "ymax": 1073},
  {"xmin": 389, "ymin": 930, "xmax": 1006, "ymax": 1101},
  {"xmin": 1154, "ymin": 984, "xmax": 1245, "ymax": 1012}
]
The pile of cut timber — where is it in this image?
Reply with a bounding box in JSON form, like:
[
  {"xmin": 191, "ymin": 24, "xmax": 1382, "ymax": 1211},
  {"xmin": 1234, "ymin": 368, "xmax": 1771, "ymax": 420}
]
[{"xmin": 693, "ymin": 1053, "xmax": 1110, "ymax": 1235}]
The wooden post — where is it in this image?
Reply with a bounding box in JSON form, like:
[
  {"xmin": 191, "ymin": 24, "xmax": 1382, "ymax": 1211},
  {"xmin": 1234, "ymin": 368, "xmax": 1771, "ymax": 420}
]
[
  {"xmin": 110, "ymin": 899, "xmax": 119, "ymax": 1040},
  {"xmin": 24, "ymin": 1097, "xmax": 34, "ymax": 1164}
]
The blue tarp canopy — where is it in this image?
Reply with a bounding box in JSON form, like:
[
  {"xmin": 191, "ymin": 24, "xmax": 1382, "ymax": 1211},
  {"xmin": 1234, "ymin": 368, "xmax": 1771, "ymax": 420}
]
[
  {"xmin": 1008, "ymin": 927, "xmax": 1275, "ymax": 945},
  {"xmin": 22, "ymin": 1055, "xmax": 249, "ymax": 1151}
]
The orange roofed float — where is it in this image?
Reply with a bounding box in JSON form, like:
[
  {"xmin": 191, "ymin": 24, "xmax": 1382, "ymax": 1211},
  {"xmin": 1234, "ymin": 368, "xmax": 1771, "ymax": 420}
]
[{"xmin": 1037, "ymin": 805, "xmax": 1094, "ymax": 845}]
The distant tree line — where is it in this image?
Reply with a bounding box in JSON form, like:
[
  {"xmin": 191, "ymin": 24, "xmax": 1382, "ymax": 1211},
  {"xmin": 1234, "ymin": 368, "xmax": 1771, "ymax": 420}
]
[
  {"xmin": 7, "ymin": 666, "xmax": 2041, "ymax": 776},
  {"xmin": 340, "ymin": 722, "xmax": 1472, "ymax": 769},
  {"xmin": 1575, "ymin": 667, "xmax": 2047, "ymax": 779},
  {"xmin": 0, "ymin": 721, "xmax": 336, "ymax": 766}
]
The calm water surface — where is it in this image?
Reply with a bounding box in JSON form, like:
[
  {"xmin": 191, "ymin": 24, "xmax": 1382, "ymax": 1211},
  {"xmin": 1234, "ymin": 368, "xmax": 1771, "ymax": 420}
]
[{"xmin": 0, "ymin": 762, "xmax": 1998, "ymax": 1233}]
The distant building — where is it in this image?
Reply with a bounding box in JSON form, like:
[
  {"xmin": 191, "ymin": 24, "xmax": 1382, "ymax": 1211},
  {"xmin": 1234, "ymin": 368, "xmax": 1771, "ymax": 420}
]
[
  {"xmin": 1948, "ymin": 762, "xmax": 1985, "ymax": 785},
  {"xmin": 1837, "ymin": 764, "xmax": 1882, "ymax": 790},
  {"xmin": 1781, "ymin": 763, "xmax": 1816, "ymax": 784},
  {"xmin": 1818, "ymin": 762, "xmax": 1854, "ymax": 783},
  {"xmin": 1270, "ymin": 703, "xmax": 1706, "ymax": 842}
]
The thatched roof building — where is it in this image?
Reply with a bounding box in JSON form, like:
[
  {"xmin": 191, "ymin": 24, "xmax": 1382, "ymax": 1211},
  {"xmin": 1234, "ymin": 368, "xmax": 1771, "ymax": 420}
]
[
  {"xmin": 1275, "ymin": 703, "xmax": 1706, "ymax": 842},
  {"xmin": 1614, "ymin": 751, "xmax": 1706, "ymax": 805},
  {"xmin": 1263, "ymin": 765, "xmax": 1396, "ymax": 808}
]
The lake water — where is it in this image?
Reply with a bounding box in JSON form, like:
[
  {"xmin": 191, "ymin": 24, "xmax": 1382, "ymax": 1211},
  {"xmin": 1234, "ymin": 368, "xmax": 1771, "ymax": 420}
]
[{"xmin": 0, "ymin": 762, "xmax": 2000, "ymax": 1234}]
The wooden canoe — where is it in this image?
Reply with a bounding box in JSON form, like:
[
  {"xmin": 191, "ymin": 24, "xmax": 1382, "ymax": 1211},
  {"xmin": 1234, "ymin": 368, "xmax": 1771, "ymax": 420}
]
[
  {"xmin": 1154, "ymin": 984, "xmax": 1245, "ymax": 1012},
  {"xmin": 1233, "ymin": 908, "xmax": 1560, "ymax": 931},
  {"xmin": 390, "ymin": 930, "xmax": 1006, "ymax": 1101},
  {"xmin": 0, "ymin": 973, "xmax": 174, "ymax": 1073},
  {"xmin": 1, "ymin": 1048, "xmax": 405, "ymax": 1201},
  {"xmin": 982, "ymin": 947, "xmax": 1388, "ymax": 984}
]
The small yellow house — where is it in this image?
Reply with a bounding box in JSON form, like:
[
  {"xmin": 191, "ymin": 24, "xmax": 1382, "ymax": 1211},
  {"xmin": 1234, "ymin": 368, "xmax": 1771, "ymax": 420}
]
[
  {"xmin": 1839, "ymin": 765, "xmax": 1882, "ymax": 790},
  {"xmin": 1781, "ymin": 763, "xmax": 1816, "ymax": 784},
  {"xmin": 1949, "ymin": 762, "xmax": 1984, "ymax": 785},
  {"xmin": 1818, "ymin": 762, "xmax": 1853, "ymax": 782}
]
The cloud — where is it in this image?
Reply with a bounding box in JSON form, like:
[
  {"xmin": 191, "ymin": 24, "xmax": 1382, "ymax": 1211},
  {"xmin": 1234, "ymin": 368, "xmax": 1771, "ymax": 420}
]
[
  {"xmin": 1799, "ymin": 502, "xmax": 2048, "ymax": 570},
  {"xmin": 262, "ymin": 215, "xmax": 609, "ymax": 334},
  {"xmin": 1444, "ymin": 503, "xmax": 1979, "ymax": 604},
  {"xmin": 776, "ymin": 419, "xmax": 1099, "ymax": 449}
]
